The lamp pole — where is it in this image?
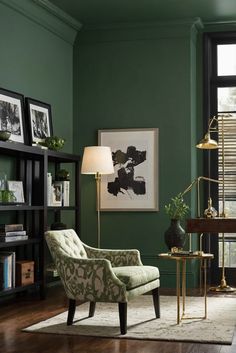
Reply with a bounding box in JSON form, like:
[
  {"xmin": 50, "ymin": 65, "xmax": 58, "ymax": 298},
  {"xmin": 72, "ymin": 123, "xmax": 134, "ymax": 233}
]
[
  {"xmin": 95, "ymin": 172, "xmax": 101, "ymax": 249},
  {"xmin": 81, "ymin": 146, "xmax": 114, "ymax": 249}
]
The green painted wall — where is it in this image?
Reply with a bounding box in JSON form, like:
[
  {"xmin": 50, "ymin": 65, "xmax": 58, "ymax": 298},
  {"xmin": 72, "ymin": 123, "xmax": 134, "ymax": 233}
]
[
  {"xmin": 0, "ymin": 1, "xmax": 74, "ymax": 152},
  {"xmin": 74, "ymin": 21, "xmax": 200, "ymax": 287}
]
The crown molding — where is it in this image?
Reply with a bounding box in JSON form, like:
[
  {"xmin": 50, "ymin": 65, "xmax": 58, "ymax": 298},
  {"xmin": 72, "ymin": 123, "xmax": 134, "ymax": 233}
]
[
  {"xmin": 0, "ymin": 0, "xmax": 82, "ymax": 44},
  {"xmin": 83, "ymin": 17, "xmax": 203, "ymax": 32},
  {"xmin": 78, "ymin": 17, "xmax": 204, "ymax": 44}
]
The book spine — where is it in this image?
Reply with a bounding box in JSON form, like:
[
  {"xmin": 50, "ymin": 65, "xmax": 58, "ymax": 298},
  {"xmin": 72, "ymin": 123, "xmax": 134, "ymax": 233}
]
[
  {"xmin": 0, "ymin": 235, "xmax": 28, "ymax": 242},
  {"xmin": 4, "ymin": 257, "xmax": 9, "ymax": 289},
  {"xmin": 0, "ymin": 230, "xmax": 26, "ymax": 237},
  {"xmin": 12, "ymin": 252, "xmax": 15, "ymax": 288},
  {"xmin": 62, "ymin": 181, "xmax": 70, "ymax": 206},
  {"xmin": 47, "ymin": 173, "xmax": 52, "ymax": 206},
  {"xmin": 0, "ymin": 224, "xmax": 24, "ymax": 232}
]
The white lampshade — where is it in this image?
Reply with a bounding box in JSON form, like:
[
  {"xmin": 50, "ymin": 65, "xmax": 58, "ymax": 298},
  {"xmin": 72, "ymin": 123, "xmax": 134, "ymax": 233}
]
[{"xmin": 81, "ymin": 146, "xmax": 114, "ymax": 175}]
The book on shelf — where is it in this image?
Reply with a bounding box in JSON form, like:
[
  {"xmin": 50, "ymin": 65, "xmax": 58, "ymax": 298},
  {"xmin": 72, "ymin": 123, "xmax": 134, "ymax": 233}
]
[
  {"xmin": 0, "ymin": 235, "xmax": 28, "ymax": 242},
  {"xmin": 0, "ymin": 230, "xmax": 26, "ymax": 237},
  {"xmin": 47, "ymin": 173, "xmax": 52, "ymax": 206},
  {"xmin": 0, "ymin": 251, "xmax": 15, "ymax": 289},
  {"xmin": 0, "ymin": 224, "xmax": 24, "ymax": 232}
]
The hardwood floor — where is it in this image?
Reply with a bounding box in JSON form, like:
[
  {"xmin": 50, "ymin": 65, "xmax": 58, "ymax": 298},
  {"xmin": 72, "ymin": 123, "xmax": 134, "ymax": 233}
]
[{"xmin": 0, "ymin": 286, "xmax": 236, "ymax": 353}]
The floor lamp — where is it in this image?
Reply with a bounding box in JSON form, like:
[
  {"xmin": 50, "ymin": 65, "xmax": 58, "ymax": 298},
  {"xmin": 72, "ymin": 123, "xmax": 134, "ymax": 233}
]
[
  {"xmin": 81, "ymin": 146, "xmax": 114, "ymax": 248},
  {"xmin": 196, "ymin": 114, "xmax": 235, "ymax": 292}
]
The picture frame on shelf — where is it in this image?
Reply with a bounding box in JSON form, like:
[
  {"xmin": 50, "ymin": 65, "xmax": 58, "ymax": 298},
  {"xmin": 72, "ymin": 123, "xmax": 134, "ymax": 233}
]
[
  {"xmin": 25, "ymin": 97, "xmax": 53, "ymax": 145},
  {"xmin": 98, "ymin": 128, "xmax": 159, "ymax": 211},
  {"xmin": 51, "ymin": 182, "xmax": 62, "ymax": 207},
  {"xmin": 7, "ymin": 181, "xmax": 25, "ymax": 203},
  {"xmin": 0, "ymin": 87, "xmax": 25, "ymax": 143}
]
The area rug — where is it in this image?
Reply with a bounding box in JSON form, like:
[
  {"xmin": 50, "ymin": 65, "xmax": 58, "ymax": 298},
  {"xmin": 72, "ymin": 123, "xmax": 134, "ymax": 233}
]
[{"xmin": 23, "ymin": 295, "xmax": 236, "ymax": 344}]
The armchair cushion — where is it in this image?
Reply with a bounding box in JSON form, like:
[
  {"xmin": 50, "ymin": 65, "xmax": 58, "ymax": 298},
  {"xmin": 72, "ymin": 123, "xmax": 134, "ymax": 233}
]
[
  {"xmin": 113, "ymin": 266, "xmax": 160, "ymax": 290},
  {"xmin": 47, "ymin": 229, "xmax": 87, "ymax": 259}
]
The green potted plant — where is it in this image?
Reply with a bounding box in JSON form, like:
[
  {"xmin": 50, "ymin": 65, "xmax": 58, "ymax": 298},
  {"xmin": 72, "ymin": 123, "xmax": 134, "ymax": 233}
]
[{"xmin": 164, "ymin": 193, "xmax": 189, "ymax": 251}]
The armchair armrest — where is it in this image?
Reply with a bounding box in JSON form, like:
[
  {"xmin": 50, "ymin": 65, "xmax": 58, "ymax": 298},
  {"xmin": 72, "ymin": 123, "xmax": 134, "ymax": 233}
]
[
  {"xmin": 83, "ymin": 243, "xmax": 143, "ymax": 267},
  {"xmin": 54, "ymin": 255, "xmax": 127, "ymax": 302}
]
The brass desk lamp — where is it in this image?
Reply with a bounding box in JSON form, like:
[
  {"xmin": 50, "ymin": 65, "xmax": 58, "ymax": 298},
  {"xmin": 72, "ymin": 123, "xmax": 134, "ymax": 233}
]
[{"xmin": 196, "ymin": 114, "xmax": 235, "ymax": 292}]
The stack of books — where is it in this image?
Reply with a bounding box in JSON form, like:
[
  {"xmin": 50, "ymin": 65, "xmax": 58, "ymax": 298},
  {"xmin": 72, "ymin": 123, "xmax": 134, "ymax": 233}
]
[{"xmin": 0, "ymin": 224, "xmax": 28, "ymax": 243}]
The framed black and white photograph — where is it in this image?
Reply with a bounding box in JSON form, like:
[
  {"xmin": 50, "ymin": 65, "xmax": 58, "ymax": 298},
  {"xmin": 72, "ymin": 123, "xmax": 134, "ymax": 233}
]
[
  {"xmin": 25, "ymin": 98, "xmax": 53, "ymax": 145},
  {"xmin": 0, "ymin": 88, "xmax": 25, "ymax": 143},
  {"xmin": 7, "ymin": 181, "xmax": 25, "ymax": 203},
  {"xmin": 51, "ymin": 182, "xmax": 62, "ymax": 207},
  {"xmin": 98, "ymin": 128, "xmax": 159, "ymax": 211}
]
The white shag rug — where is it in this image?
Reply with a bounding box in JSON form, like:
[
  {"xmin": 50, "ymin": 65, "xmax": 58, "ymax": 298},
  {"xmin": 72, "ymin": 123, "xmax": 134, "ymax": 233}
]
[{"xmin": 23, "ymin": 295, "xmax": 236, "ymax": 344}]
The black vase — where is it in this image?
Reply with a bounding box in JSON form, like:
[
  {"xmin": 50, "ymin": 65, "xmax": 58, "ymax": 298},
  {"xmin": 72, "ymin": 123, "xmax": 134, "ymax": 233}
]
[{"xmin": 164, "ymin": 219, "xmax": 186, "ymax": 251}]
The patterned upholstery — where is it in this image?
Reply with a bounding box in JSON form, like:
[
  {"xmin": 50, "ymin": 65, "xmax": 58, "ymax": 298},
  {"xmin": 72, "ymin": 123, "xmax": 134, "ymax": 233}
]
[{"xmin": 45, "ymin": 229, "xmax": 160, "ymax": 334}]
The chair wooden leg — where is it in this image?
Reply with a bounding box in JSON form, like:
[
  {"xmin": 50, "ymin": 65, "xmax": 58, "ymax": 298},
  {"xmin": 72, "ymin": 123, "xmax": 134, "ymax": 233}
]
[
  {"xmin": 89, "ymin": 301, "xmax": 96, "ymax": 317},
  {"xmin": 67, "ymin": 299, "xmax": 76, "ymax": 325},
  {"xmin": 152, "ymin": 287, "xmax": 160, "ymax": 318},
  {"xmin": 118, "ymin": 302, "xmax": 127, "ymax": 335}
]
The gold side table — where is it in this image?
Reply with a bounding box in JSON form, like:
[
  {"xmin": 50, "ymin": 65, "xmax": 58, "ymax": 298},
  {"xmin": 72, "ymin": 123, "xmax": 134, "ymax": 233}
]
[{"xmin": 158, "ymin": 253, "xmax": 214, "ymax": 324}]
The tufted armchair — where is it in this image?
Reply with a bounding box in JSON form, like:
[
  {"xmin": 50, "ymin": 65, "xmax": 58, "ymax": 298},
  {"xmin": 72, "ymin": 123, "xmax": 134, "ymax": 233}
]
[{"xmin": 45, "ymin": 229, "xmax": 160, "ymax": 334}]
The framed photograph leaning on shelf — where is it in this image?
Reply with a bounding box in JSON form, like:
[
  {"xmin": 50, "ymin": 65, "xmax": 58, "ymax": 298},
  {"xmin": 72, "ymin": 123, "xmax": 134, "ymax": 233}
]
[
  {"xmin": 25, "ymin": 97, "xmax": 53, "ymax": 145},
  {"xmin": 0, "ymin": 87, "xmax": 26, "ymax": 143},
  {"xmin": 7, "ymin": 181, "xmax": 25, "ymax": 203}
]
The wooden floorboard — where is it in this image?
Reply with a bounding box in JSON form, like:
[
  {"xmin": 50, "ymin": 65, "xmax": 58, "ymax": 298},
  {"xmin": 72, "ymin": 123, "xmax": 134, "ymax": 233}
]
[{"xmin": 0, "ymin": 287, "xmax": 235, "ymax": 353}]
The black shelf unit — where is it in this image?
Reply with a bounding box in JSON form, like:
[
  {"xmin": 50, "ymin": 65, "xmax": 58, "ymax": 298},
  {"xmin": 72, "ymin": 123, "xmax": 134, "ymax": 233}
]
[{"xmin": 0, "ymin": 141, "xmax": 80, "ymax": 299}]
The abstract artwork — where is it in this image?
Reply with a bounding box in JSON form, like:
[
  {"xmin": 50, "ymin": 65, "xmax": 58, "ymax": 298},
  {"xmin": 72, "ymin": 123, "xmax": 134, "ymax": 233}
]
[{"xmin": 98, "ymin": 128, "xmax": 158, "ymax": 211}]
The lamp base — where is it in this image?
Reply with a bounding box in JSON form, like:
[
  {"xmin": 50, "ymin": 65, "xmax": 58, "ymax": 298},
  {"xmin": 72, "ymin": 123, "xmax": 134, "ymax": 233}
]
[{"xmin": 209, "ymin": 279, "xmax": 235, "ymax": 292}]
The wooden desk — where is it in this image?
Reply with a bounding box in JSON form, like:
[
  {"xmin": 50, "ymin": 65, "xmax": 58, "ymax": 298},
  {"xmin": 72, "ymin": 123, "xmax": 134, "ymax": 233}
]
[
  {"xmin": 186, "ymin": 218, "xmax": 236, "ymax": 292},
  {"xmin": 186, "ymin": 218, "xmax": 236, "ymax": 233}
]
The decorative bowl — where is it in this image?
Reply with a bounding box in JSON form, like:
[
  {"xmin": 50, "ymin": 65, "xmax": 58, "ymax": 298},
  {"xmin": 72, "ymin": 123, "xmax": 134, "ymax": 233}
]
[{"xmin": 0, "ymin": 130, "xmax": 11, "ymax": 141}]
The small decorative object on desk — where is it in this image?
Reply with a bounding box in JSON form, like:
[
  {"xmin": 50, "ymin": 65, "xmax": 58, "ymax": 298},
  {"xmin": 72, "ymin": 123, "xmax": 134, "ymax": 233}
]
[
  {"xmin": 164, "ymin": 193, "xmax": 189, "ymax": 251},
  {"xmin": 204, "ymin": 197, "xmax": 217, "ymax": 218}
]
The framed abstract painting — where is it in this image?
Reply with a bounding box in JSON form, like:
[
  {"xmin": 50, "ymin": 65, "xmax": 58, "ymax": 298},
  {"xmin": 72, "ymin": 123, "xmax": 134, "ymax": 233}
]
[{"xmin": 98, "ymin": 128, "xmax": 159, "ymax": 211}]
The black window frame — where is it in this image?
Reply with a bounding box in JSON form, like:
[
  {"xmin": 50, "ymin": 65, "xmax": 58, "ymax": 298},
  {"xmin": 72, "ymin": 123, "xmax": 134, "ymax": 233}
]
[{"xmin": 203, "ymin": 31, "xmax": 236, "ymax": 285}]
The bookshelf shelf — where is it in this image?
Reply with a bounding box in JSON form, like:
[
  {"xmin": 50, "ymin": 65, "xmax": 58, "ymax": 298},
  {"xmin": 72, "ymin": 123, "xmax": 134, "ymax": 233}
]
[
  {"xmin": 0, "ymin": 281, "xmax": 42, "ymax": 297},
  {"xmin": 0, "ymin": 143, "xmax": 80, "ymax": 299}
]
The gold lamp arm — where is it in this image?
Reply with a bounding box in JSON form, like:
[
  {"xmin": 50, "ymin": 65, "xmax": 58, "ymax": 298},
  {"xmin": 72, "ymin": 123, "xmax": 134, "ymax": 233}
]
[{"xmin": 181, "ymin": 176, "xmax": 222, "ymax": 218}]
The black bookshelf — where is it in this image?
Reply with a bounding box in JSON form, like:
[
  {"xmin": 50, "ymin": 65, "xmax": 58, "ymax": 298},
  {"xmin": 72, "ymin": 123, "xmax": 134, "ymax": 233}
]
[{"xmin": 0, "ymin": 142, "xmax": 80, "ymax": 299}]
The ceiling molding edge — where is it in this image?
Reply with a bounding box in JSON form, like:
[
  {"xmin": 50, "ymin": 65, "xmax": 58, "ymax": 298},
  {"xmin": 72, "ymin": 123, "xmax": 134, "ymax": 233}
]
[
  {"xmin": 82, "ymin": 16, "xmax": 203, "ymax": 31},
  {"xmin": 0, "ymin": 0, "xmax": 82, "ymax": 44},
  {"xmin": 33, "ymin": 0, "xmax": 82, "ymax": 31},
  {"xmin": 204, "ymin": 19, "xmax": 236, "ymax": 26}
]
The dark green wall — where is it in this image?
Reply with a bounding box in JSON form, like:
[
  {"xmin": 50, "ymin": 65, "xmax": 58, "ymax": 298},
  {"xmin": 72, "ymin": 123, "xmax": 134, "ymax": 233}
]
[
  {"xmin": 74, "ymin": 21, "xmax": 200, "ymax": 287},
  {"xmin": 0, "ymin": 1, "xmax": 74, "ymax": 152}
]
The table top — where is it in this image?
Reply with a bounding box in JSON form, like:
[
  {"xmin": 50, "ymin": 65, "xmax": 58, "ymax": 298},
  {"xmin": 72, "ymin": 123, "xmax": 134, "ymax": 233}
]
[
  {"xmin": 158, "ymin": 252, "xmax": 214, "ymax": 260},
  {"xmin": 186, "ymin": 218, "xmax": 236, "ymax": 233}
]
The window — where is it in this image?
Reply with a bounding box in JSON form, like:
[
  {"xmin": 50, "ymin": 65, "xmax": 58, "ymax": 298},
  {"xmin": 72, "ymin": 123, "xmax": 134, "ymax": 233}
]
[{"xmin": 204, "ymin": 33, "xmax": 236, "ymax": 283}]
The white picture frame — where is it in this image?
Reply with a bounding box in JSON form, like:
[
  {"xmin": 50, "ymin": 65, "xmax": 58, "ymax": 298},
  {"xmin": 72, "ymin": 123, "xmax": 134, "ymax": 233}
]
[
  {"xmin": 7, "ymin": 181, "xmax": 25, "ymax": 203},
  {"xmin": 98, "ymin": 128, "xmax": 159, "ymax": 211}
]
